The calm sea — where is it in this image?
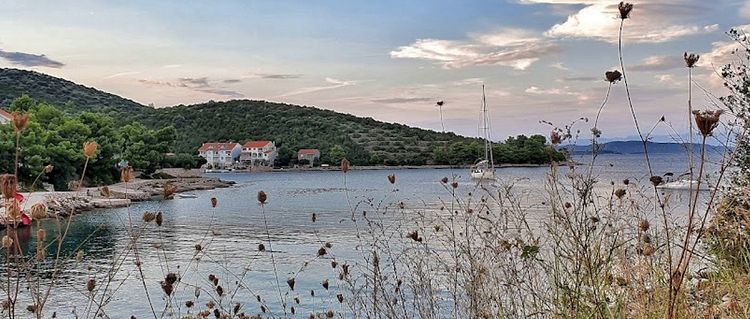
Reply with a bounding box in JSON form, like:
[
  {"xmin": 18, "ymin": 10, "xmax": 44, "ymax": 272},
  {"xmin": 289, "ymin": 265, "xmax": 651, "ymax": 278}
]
[{"xmin": 4, "ymin": 153, "xmax": 727, "ymax": 317}]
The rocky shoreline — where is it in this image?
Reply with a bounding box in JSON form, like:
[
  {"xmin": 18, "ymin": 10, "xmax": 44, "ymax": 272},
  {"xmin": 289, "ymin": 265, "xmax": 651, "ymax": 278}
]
[{"xmin": 16, "ymin": 177, "xmax": 234, "ymax": 220}]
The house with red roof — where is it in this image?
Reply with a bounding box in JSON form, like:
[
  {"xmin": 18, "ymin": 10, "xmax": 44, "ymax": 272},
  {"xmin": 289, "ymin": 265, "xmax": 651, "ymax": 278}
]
[
  {"xmin": 240, "ymin": 140, "xmax": 277, "ymax": 166},
  {"xmin": 197, "ymin": 142, "xmax": 242, "ymax": 168},
  {"xmin": 297, "ymin": 149, "xmax": 320, "ymax": 166},
  {"xmin": 0, "ymin": 109, "xmax": 11, "ymax": 125}
]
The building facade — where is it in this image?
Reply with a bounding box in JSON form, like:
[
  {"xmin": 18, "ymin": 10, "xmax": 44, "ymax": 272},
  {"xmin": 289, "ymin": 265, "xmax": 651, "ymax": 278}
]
[
  {"xmin": 241, "ymin": 141, "xmax": 277, "ymax": 166},
  {"xmin": 297, "ymin": 149, "xmax": 320, "ymax": 166},
  {"xmin": 0, "ymin": 109, "xmax": 11, "ymax": 125},
  {"xmin": 197, "ymin": 142, "xmax": 242, "ymax": 168}
]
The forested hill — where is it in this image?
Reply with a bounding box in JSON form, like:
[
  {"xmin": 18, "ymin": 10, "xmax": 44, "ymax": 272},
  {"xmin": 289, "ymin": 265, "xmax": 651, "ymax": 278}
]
[{"xmin": 0, "ymin": 68, "xmax": 562, "ymax": 165}]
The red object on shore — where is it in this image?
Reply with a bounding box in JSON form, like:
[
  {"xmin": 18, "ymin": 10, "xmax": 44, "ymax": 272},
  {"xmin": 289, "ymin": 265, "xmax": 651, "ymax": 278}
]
[
  {"xmin": 15, "ymin": 193, "xmax": 24, "ymax": 203},
  {"xmin": 21, "ymin": 213, "xmax": 30, "ymax": 226}
]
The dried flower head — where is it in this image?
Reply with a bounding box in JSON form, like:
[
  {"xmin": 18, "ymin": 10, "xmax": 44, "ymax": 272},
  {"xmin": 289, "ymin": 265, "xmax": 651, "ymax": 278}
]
[
  {"xmin": 155, "ymin": 212, "xmax": 163, "ymax": 226},
  {"xmin": 76, "ymin": 250, "xmax": 85, "ymax": 262},
  {"xmin": 6, "ymin": 199, "xmax": 21, "ymax": 220},
  {"xmin": 87, "ymin": 278, "xmax": 96, "ymax": 292},
  {"xmin": 336, "ymin": 294, "xmax": 344, "ymax": 303},
  {"xmin": 143, "ymin": 212, "xmax": 156, "ymax": 223},
  {"xmin": 407, "ymin": 230, "xmax": 423, "ymax": 242},
  {"xmin": 387, "ymin": 174, "xmax": 396, "ymax": 184},
  {"xmin": 258, "ymin": 243, "xmax": 265, "ymax": 252},
  {"xmin": 614, "ymin": 188, "xmax": 626, "ymax": 199},
  {"xmin": 639, "ymin": 219, "xmax": 650, "ymax": 231},
  {"xmin": 623, "ymin": 178, "xmax": 630, "ymax": 185},
  {"xmin": 340, "ymin": 158, "xmax": 350, "ymax": 173},
  {"xmin": 36, "ymin": 228, "xmax": 46, "ymax": 241},
  {"xmin": 257, "ymin": 191, "xmax": 267, "ymax": 204},
  {"xmin": 693, "ymin": 109, "xmax": 724, "ymax": 136},
  {"xmin": 11, "ymin": 112, "xmax": 29, "ymax": 133},
  {"xmin": 43, "ymin": 164, "xmax": 54, "ymax": 174},
  {"xmin": 550, "ymin": 130, "xmax": 562, "ymax": 145},
  {"xmin": 100, "ymin": 186, "xmax": 111, "ymax": 198},
  {"xmin": 451, "ymin": 181, "xmax": 458, "ymax": 189},
  {"xmin": 120, "ymin": 167, "xmax": 134, "ymax": 183},
  {"xmin": 441, "ymin": 177, "xmax": 449, "ymax": 184},
  {"xmin": 322, "ymin": 279, "xmax": 329, "ymax": 290},
  {"xmin": 30, "ymin": 203, "xmax": 48, "ymax": 220},
  {"xmin": 605, "ymin": 70, "xmax": 622, "ymax": 83},
  {"xmin": 210, "ymin": 197, "xmax": 218, "ymax": 208},
  {"xmin": 83, "ymin": 141, "xmax": 99, "ymax": 158},
  {"xmin": 1, "ymin": 235, "xmax": 13, "ymax": 249},
  {"xmin": 684, "ymin": 52, "xmax": 700, "ymax": 68},
  {"xmin": 312, "ymin": 213, "xmax": 317, "ymax": 222},
  {"xmin": 163, "ymin": 183, "xmax": 177, "ymax": 200},
  {"xmin": 161, "ymin": 281, "xmax": 174, "ymax": 296},
  {"xmin": 649, "ymin": 176, "xmax": 663, "ymax": 186},
  {"xmin": 618, "ymin": 2, "xmax": 633, "ymax": 19},
  {"xmin": 287, "ymin": 278, "xmax": 296, "ymax": 290},
  {"xmin": 0, "ymin": 174, "xmax": 17, "ymax": 199}
]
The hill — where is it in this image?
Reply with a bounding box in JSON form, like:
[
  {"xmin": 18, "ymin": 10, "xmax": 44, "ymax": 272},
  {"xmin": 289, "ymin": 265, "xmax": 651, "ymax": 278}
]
[
  {"xmin": 564, "ymin": 141, "xmax": 727, "ymax": 155},
  {"xmin": 0, "ymin": 68, "xmax": 561, "ymax": 166}
]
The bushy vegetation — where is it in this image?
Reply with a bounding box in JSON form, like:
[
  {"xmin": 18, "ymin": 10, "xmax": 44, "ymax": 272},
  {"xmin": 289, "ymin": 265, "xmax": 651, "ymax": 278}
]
[
  {"xmin": 0, "ymin": 69, "xmax": 564, "ymax": 166},
  {"xmin": 0, "ymin": 96, "xmax": 204, "ymax": 190}
]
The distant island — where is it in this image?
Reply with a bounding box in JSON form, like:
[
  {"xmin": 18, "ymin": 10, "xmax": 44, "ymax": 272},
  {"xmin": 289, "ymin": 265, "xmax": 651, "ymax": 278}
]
[{"xmin": 563, "ymin": 141, "xmax": 728, "ymax": 155}]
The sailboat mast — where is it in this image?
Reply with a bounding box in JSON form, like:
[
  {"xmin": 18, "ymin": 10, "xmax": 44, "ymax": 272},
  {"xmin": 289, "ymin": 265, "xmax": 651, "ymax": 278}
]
[{"xmin": 481, "ymin": 85, "xmax": 494, "ymax": 170}]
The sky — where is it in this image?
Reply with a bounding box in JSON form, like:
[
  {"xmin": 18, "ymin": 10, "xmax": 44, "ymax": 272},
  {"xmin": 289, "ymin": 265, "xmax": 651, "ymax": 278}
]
[{"xmin": 0, "ymin": 0, "xmax": 748, "ymax": 142}]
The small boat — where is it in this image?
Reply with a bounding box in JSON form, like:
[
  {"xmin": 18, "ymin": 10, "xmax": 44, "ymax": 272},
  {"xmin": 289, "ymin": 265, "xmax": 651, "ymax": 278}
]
[
  {"xmin": 177, "ymin": 193, "xmax": 198, "ymax": 199},
  {"xmin": 656, "ymin": 179, "xmax": 708, "ymax": 191},
  {"xmin": 471, "ymin": 85, "xmax": 496, "ymax": 181}
]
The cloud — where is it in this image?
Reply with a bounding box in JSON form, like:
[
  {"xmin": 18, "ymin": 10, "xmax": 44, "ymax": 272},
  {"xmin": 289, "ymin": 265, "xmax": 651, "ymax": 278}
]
[
  {"xmin": 371, "ymin": 97, "xmax": 434, "ymax": 104},
  {"xmin": 525, "ymin": 85, "xmax": 590, "ymax": 101},
  {"xmin": 223, "ymin": 79, "xmax": 242, "ymax": 83},
  {"xmin": 104, "ymin": 71, "xmax": 141, "ymax": 79},
  {"xmin": 243, "ymin": 73, "xmax": 302, "ymax": 79},
  {"xmin": 741, "ymin": 0, "xmax": 750, "ymax": 18},
  {"xmin": 630, "ymin": 55, "xmax": 684, "ymax": 72},
  {"xmin": 562, "ymin": 76, "xmax": 599, "ymax": 82},
  {"xmin": 701, "ymin": 25, "xmax": 750, "ymax": 68},
  {"xmin": 0, "ymin": 49, "xmax": 64, "ymax": 68},
  {"xmin": 276, "ymin": 77, "xmax": 357, "ymax": 98},
  {"xmin": 550, "ymin": 62, "xmax": 569, "ymax": 70},
  {"xmin": 526, "ymin": 1, "xmax": 719, "ymax": 43},
  {"xmin": 139, "ymin": 77, "xmax": 244, "ymax": 98},
  {"xmin": 390, "ymin": 28, "xmax": 560, "ymax": 70}
]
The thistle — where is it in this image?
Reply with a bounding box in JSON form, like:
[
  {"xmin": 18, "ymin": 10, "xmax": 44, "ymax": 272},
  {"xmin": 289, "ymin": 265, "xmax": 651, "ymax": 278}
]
[
  {"xmin": 287, "ymin": 278, "xmax": 296, "ymax": 290},
  {"xmin": 639, "ymin": 219, "xmax": 650, "ymax": 231},
  {"xmin": 614, "ymin": 189, "xmax": 626, "ymax": 199},
  {"xmin": 257, "ymin": 191, "xmax": 267, "ymax": 204},
  {"xmin": 605, "ymin": 70, "xmax": 622, "ymax": 83},
  {"xmin": 387, "ymin": 174, "xmax": 396, "ymax": 184},
  {"xmin": 0, "ymin": 174, "xmax": 17, "ymax": 199},
  {"xmin": 87, "ymin": 279, "xmax": 96, "ymax": 292},
  {"xmin": 618, "ymin": 2, "xmax": 633, "ymax": 20},
  {"xmin": 1, "ymin": 235, "xmax": 13, "ymax": 249},
  {"xmin": 83, "ymin": 141, "xmax": 99, "ymax": 158},
  {"xmin": 550, "ymin": 130, "xmax": 562, "ymax": 145},
  {"xmin": 162, "ymin": 183, "xmax": 177, "ymax": 199},
  {"xmin": 693, "ymin": 109, "xmax": 724, "ymax": 136},
  {"xmin": 11, "ymin": 112, "xmax": 29, "ymax": 133},
  {"xmin": 210, "ymin": 197, "xmax": 218, "ymax": 208},
  {"xmin": 684, "ymin": 52, "xmax": 700, "ymax": 68},
  {"xmin": 30, "ymin": 203, "xmax": 48, "ymax": 220},
  {"xmin": 340, "ymin": 158, "xmax": 350, "ymax": 173},
  {"xmin": 120, "ymin": 167, "xmax": 133, "ymax": 183}
]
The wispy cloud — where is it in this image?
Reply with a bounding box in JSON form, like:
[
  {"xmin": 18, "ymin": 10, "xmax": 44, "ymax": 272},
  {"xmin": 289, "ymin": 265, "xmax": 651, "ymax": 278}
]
[
  {"xmin": 524, "ymin": 1, "xmax": 719, "ymax": 43},
  {"xmin": 0, "ymin": 49, "xmax": 64, "ymax": 68},
  {"xmin": 138, "ymin": 77, "xmax": 244, "ymax": 98},
  {"xmin": 276, "ymin": 77, "xmax": 357, "ymax": 98},
  {"xmin": 104, "ymin": 71, "xmax": 141, "ymax": 79},
  {"xmin": 390, "ymin": 28, "xmax": 560, "ymax": 70},
  {"xmin": 243, "ymin": 73, "xmax": 302, "ymax": 80},
  {"xmin": 630, "ymin": 55, "xmax": 684, "ymax": 72},
  {"xmin": 371, "ymin": 97, "xmax": 434, "ymax": 104},
  {"xmin": 562, "ymin": 76, "xmax": 599, "ymax": 82}
]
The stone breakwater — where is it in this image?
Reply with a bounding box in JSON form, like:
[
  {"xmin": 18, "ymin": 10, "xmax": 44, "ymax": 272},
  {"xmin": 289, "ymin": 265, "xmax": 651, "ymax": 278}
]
[{"xmin": 16, "ymin": 177, "xmax": 234, "ymax": 220}]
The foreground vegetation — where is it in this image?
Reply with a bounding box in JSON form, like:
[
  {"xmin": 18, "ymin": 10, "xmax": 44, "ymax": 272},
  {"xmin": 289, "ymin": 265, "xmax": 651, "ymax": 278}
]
[{"xmin": 1, "ymin": 2, "xmax": 750, "ymax": 319}]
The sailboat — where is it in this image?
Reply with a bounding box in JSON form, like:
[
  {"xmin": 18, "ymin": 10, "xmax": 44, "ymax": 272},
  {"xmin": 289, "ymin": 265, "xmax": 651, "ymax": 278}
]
[{"xmin": 471, "ymin": 85, "xmax": 496, "ymax": 180}]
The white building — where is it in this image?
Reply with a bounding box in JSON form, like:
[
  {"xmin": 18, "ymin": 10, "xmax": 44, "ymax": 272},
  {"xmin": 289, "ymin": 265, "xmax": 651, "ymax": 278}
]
[
  {"xmin": 197, "ymin": 142, "xmax": 242, "ymax": 169},
  {"xmin": 241, "ymin": 140, "xmax": 277, "ymax": 166},
  {"xmin": 0, "ymin": 109, "xmax": 11, "ymax": 125}
]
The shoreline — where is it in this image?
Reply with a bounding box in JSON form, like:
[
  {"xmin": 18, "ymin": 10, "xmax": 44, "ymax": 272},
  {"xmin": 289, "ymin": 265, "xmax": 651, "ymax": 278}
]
[
  {"xmin": 6, "ymin": 177, "xmax": 234, "ymax": 222},
  {"xmin": 207, "ymin": 162, "xmax": 568, "ymax": 173}
]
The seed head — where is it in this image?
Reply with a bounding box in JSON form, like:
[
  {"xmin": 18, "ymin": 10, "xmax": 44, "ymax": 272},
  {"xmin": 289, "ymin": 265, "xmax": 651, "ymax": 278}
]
[
  {"xmin": 1, "ymin": 235, "xmax": 13, "ymax": 249},
  {"xmin": 155, "ymin": 212, "xmax": 163, "ymax": 226},
  {"xmin": 87, "ymin": 279, "xmax": 96, "ymax": 292},
  {"xmin": 407, "ymin": 230, "xmax": 423, "ymax": 242},
  {"xmin": 684, "ymin": 52, "xmax": 700, "ymax": 68},
  {"xmin": 605, "ymin": 70, "xmax": 622, "ymax": 83},
  {"xmin": 318, "ymin": 246, "xmax": 327, "ymax": 256},
  {"xmin": 11, "ymin": 112, "xmax": 29, "ymax": 133},
  {"xmin": 100, "ymin": 186, "xmax": 111, "ymax": 198},
  {"xmin": 639, "ymin": 219, "xmax": 650, "ymax": 231},
  {"xmin": 258, "ymin": 243, "xmax": 266, "ymax": 251},
  {"xmin": 1, "ymin": 174, "xmax": 17, "ymax": 199},
  {"xmin": 143, "ymin": 212, "xmax": 156, "ymax": 223},
  {"xmin": 76, "ymin": 250, "xmax": 85, "ymax": 262},
  {"xmin": 43, "ymin": 165, "xmax": 54, "ymax": 174},
  {"xmin": 441, "ymin": 177, "xmax": 449, "ymax": 184},
  {"xmin": 340, "ymin": 158, "xmax": 350, "ymax": 173},
  {"xmin": 322, "ymin": 279, "xmax": 329, "ymax": 290},
  {"xmin": 6, "ymin": 200, "xmax": 21, "ymax": 220},
  {"xmin": 257, "ymin": 191, "xmax": 267, "ymax": 204},
  {"xmin": 36, "ymin": 228, "xmax": 46, "ymax": 241},
  {"xmin": 550, "ymin": 130, "xmax": 562, "ymax": 145},
  {"xmin": 693, "ymin": 109, "xmax": 724, "ymax": 136},
  {"xmin": 185, "ymin": 300, "xmax": 194, "ymax": 308},
  {"xmin": 120, "ymin": 167, "xmax": 133, "ymax": 183},
  {"xmin": 451, "ymin": 181, "xmax": 458, "ymax": 189},
  {"xmin": 623, "ymin": 179, "xmax": 629, "ymax": 185},
  {"xmin": 614, "ymin": 188, "xmax": 626, "ymax": 199},
  {"xmin": 336, "ymin": 294, "xmax": 344, "ymax": 303},
  {"xmin": 83, "ymin": 141, "xmax": 99, "ymax": 158},
  {"xmin": 210, "ymin": 197, "xmax": 218, "ymax": 208},
  {"xmin": 649, "ymin": 176, "xmax": 663, "ymax": 187},
  {"xmin": 30, "ymin": 203, "xmax": 48, "ymax": 220},
  {"xmin": 387, "ymin": 174, "xmax": 396, "ymax": 184},
  {"xmin": 162, "ymin": 183, "xmax": 177, "ymax": 200},
  {"xmin": 287, "ymin": 277, "xmax": 296, "ymax": 290},
  {"xmin": 618, "ymin": 2, "xmax": 633, "ymax": 20},
  {"xmin": 312, "ymin": 213, "xmax": 317, "ymax": 222}
]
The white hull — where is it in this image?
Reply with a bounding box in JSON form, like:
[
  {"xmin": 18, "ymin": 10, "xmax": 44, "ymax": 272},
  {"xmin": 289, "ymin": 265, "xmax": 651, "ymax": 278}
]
[
  {"xmin": 178, "ymin": 193, "xmax": 198, "ymax": 198},
  {"xmin": 656, "ymin": 179, "xmax": 708, "ymax": 191},
  {"xmin": 471, "ymin": 170, "xmax": 496, "ymax": 180}
]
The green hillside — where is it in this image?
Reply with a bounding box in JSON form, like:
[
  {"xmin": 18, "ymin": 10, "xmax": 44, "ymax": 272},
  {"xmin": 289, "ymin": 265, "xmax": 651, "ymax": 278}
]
[{"xmin": 0, "ymin": 68, "xmax": 561, "ymax": 166}]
